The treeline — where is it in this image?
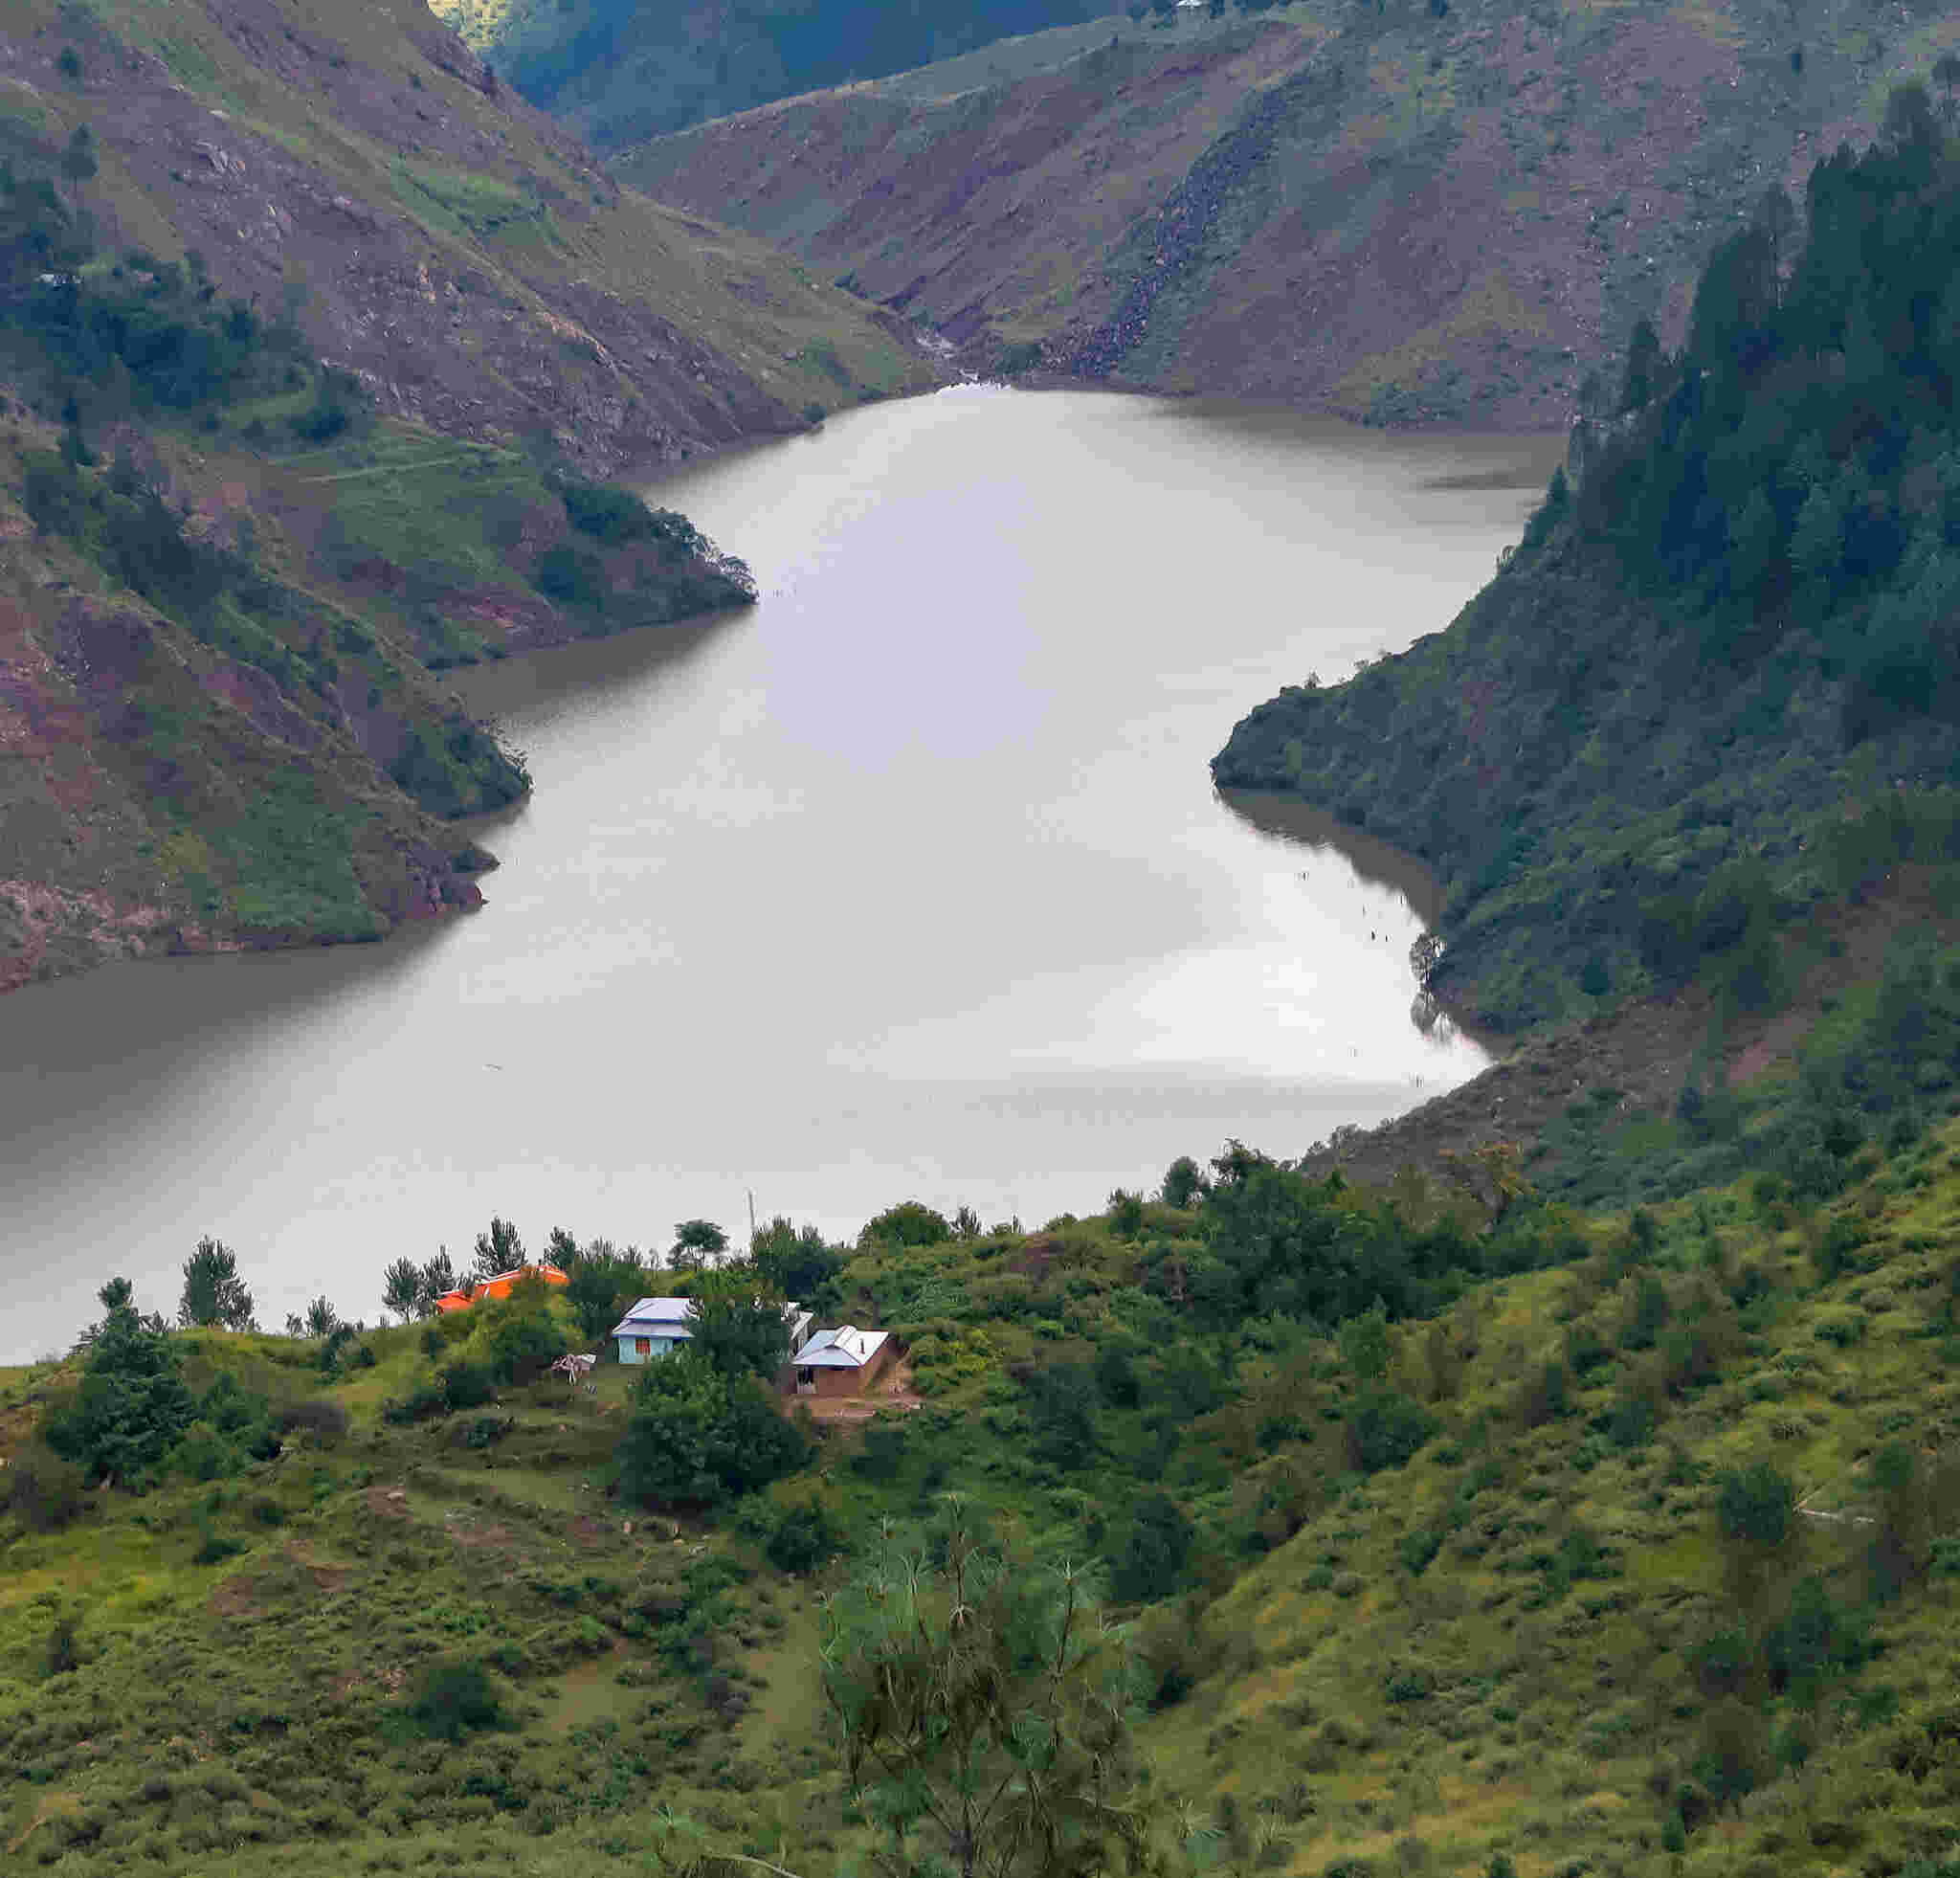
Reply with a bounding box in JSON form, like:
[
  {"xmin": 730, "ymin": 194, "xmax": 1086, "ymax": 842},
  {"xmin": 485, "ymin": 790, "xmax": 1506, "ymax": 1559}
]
[{"xmin": 1582, "ymin": 82, "xmax": 1960, "ymax": 745}]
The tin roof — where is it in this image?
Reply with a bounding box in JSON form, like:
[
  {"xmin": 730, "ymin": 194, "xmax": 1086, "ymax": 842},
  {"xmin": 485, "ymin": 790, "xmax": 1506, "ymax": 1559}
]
[{"xmin": 796, "ymin": 1327, "xmax": 890, "ymax": 1369}]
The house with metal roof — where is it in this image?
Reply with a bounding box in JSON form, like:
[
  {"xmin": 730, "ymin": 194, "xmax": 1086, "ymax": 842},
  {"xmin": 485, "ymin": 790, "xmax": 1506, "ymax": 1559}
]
[
  {"xmin": 434, "ymin": 1263, "xmax": 568, "ymax": 1314},
  {"xmin": 791, "ymin": 1326, "xmax": 897, "ymax": 1398},
  {"xmin": 610, "ymin": 1296, "xmax": 813, "ymax": 1366}
]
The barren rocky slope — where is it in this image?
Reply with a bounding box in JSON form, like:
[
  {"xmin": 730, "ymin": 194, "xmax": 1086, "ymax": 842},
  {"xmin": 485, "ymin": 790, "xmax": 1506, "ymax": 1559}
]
[
  {"xmin": 0, "ymin": 0, "xmax": 943, "ymax": 475},
  {"xmin": 614, "ymin": 0, "xmax": 1949, "ymax": 428}
]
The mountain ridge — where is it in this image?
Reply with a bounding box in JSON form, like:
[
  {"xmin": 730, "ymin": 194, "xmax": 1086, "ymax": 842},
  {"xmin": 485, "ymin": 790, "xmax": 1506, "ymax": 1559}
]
[{"xmin": 612, "ymin": 0, "xmax": 1944, "ymax": 429}]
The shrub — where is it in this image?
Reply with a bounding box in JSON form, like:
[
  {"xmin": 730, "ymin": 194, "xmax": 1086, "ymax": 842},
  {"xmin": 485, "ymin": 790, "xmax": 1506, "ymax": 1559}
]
[
  {"xmin": 1718, "ymin": 1463, "xmax": 1796, "ymax": 1552},
  {"xmin": 3, "ymin": 1442, "xmax": 86, "ymax": 1532},
  {"xmin": 616, "ymin": 1350, "xmax": 810, "ymax": 1509},
  {"xmin": 276, "ymin": 1398, "xmax": 349, "ymax": 1440},
  {"xmin": 1344, "ymin": 1391, "xmax": 1435, "ymax": 1473},
  {"xmin": 402, "ymin": 1658, "xmax": 508, "ymax": 1741},
  {"xmin": 1108, "ymin": 1492, "xmax": 1193, "ymax": 1603},
  {"xmin": 742, "ymin": 1493, "xmax": 843, "ymax": 1575},
  {"xmin": 440, "ymin": 1360, "xmax": 497, "ymax": 1410}
]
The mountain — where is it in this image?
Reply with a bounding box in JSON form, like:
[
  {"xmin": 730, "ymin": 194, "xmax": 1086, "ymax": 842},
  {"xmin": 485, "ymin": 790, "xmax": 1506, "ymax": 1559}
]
[
  {"xmin": 1216, "ymin": 89, "xmax": 1960, "ymax": 1036},
  {"xmin": 612, "ymin": 0, "xmax": 1947, "ymax": 428},
  {"xmin": 0, "ymin": 0, "xmax": 947, "ymax": 993},
  {"xmin": 430, "ymin": 0, "xmax": 1109, "ymax": 150}
]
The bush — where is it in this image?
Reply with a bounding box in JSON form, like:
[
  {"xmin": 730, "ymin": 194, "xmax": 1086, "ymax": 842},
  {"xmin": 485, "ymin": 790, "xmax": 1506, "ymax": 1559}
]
[
  {"xmin": 1718, "ymin": 1463, "xmax": 1796, "ymax": 1552},
  {"xmin": 3, "ymin": 1442, "xmax": 87, "ymax": 1531},
  {"xmin": 742, "ymin": 1493, "xmax": 843, "ymax": 1575},
  {"xmin": 1108, "ymin": 1492, "xmax": 1193, "ymax": 1603},
  {"xmin": 440, "ymin": 1360, "xmax": 497, "ymax": 1410},
  {"xmin": 1343, "ymin": 1391, "xmax": 1435, "ymax": 1474},
  {"xmin": 402, "ymin": 1658, "xmax": 508, "ymax": 1741},
  {"xmin": 276, "ymin": 1398, "xmax": 349, "ymax": 1440},
  {"xmin": 616, "ymin": 1351, "xmax": 810, "ymax": 1509}
]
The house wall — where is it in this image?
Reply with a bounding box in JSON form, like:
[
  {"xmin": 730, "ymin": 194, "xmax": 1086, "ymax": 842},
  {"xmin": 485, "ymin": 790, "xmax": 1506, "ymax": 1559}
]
[
  {"xmin": 797, "ymin": 1343, "xmax": 896, "ymax": 1398},
  {"xmin": 615, "ymin": 1332, "xmax": 687, "ymax": 1366}
]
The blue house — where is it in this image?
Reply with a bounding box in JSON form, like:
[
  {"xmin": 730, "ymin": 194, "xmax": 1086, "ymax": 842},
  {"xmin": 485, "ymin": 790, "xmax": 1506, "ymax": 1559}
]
[{"xmin": 611, "ymin": 1296, "xmax": 813, "ymax": 1367}]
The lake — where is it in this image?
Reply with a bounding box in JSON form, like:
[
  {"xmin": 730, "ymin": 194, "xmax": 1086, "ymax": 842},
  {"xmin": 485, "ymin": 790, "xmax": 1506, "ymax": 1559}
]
[{"xmin": 0, "ymin": 387, "xmax": 1562, "ymax": 1358}]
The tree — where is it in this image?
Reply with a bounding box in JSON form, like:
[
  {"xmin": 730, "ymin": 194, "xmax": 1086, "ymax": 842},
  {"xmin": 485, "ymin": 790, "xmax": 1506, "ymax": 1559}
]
[
  {"xmin": 615, "ymin": 1350, "xmax": 808, "ymax": 1508},
  {"xmin": 820, "ymin": 1506, "xmax": 1148, "ymax": 1878},
  {"xmin": 382, "ymin": 1256, "xmax": 426, "ymax": 1322},
  {"xmin": 1619, "ymin": 317, "xmax": 1663, "ymax": 412},
  {"xmin": 1108, "ymin": 1492, "xmax": 1193, "ymax": 1603},
  {"xmin": 176, "ymin": 1237, "xmax": 256, "ymax": 1331},
  {"xmin": 567, "ymin": 1251, "xmax": 639, "ymax": 1342},
  {"xmin": 858, "ymin": 1201, "xmax": 950, "ymax": 1250},
  {"xmin": 687, "ymin": 1275, "xmax": 792, "ymax": 1381},
  {"xmin": 750, "ymin": 1217, "xmax": 843, "ymax": 1299},
  {"xmin": 1337, "ymin": 1301, "xmax": 1392, "ymax": 1384},
  {"xmin": 417, "ymin": 1249, "xmax": 457, "ymax": 1313},
  {"xmin": 1935, "ymin": 51, "xmax": 1960, "ymax": 123},
  {"xmin": 59, "ymin": 124, "xmax": 96, "ymax": 185},
  {"xmin": 43, "ymin": 1281, "xmax": 196, "ymax": 1485},
  {"xmin": 544, "ymin": 1225, "xmax": 578, "ymax": 1266},
  {"xmin": 1159, "ymin": 1155, "xmax": 1207, "ymax": 1208},
  {"xmin": 302, "ymin": 1296, "xmax": 341, "ymax": 1339},
  {"xmin": 670, "ymin": 1218, "xmax": 727, "ymax": 1267},
  {"xmin": 472, "ymin": 1216, "xmax": 524, "ymax": 1282}
]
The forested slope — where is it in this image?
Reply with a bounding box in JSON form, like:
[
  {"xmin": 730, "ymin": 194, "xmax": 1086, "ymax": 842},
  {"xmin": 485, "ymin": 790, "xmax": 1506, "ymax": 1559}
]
[{"xmin": 1215, "ymin": 86, "xmax": 1960, "ymax": 1033}]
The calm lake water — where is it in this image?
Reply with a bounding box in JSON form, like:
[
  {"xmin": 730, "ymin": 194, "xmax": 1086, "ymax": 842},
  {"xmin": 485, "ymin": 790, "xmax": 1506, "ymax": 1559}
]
[{"xmin": 0, "ymin": 388, "xmax": 1561, "ymax": 1359}]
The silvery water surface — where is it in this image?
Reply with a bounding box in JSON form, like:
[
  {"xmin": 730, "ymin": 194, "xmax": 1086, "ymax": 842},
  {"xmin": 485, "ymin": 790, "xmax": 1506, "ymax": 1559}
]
[{"xmin": 0, "ymin": 387, "xmax": 1563, "ymax": 1359}]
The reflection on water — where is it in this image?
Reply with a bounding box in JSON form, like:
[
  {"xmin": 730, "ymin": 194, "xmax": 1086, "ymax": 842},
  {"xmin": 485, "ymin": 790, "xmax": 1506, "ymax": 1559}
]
[{"xmin": 0, "ymin": 387, "xmax": 1562, "ymax": 1359}]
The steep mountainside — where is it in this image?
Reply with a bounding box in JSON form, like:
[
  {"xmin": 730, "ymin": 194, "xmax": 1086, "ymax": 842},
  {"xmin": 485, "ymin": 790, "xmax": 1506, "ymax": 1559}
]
[
  {"xmin": 1215, "ymin": 97, "xmax": 1960, "ymax": 1034},
  {"xmin": 0, "ymin": 0, "xmax": 947, "ymax": 994},
  {"xmin": 0, "ymin": 0, "xmax": 943, "ymax": 476},
  {"xmin": 613, "ymin": 0, "xmax": 1951, "ymax": 428}
]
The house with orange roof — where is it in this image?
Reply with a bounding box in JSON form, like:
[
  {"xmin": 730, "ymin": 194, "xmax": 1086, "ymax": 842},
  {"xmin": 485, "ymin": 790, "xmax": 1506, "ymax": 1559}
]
[{"xmin": 433, "ymin": 1263, "xmax": 568, "ymax": 1314}]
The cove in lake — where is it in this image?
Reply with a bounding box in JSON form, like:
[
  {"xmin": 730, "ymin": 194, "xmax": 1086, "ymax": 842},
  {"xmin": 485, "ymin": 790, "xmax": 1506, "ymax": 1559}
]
[{"xmin": 0, "ymin": 388, "xmax": 1562, "ymax": 1359}]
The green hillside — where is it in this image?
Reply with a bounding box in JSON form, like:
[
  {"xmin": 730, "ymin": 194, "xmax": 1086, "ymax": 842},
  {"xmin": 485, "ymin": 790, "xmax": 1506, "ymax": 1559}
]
[
  {"xmin": 6, "ymin": 1063, "xmax": 1960, "ymax": 1875},
  {"xmin": 1214, "ymin": 84, "xmax": 1960, "ymax": 1036}
]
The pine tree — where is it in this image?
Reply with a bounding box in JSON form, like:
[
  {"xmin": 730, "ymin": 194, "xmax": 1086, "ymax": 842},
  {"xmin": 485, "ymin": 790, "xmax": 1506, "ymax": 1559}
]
[{"xmin": 176, "ymin": 1238, "xmax": 256, "ymax": 1331}]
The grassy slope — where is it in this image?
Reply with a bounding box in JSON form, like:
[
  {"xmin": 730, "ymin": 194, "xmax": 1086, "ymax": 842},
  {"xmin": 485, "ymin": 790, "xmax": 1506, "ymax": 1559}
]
[
  {"xmin": 610, "ymin": 0, "xmax": 1949, "ymax": 428},
  {"xmin": 6, "ymin": 1086, "xmax": 1960, "ymax": 1875}
]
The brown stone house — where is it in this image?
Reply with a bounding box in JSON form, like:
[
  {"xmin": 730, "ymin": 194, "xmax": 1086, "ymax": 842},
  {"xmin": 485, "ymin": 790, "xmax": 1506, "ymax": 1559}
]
[{"xmin": 789, "ymin": 1326, "xmax": 897, "ymax": 1399}]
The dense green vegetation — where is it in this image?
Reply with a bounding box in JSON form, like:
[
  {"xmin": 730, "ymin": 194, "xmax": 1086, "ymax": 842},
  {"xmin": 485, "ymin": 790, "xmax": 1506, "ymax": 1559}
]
[
  {"xmin": 1214, "ymin": 81, "xmax": 1960, "ymax": 1035},
  {"xmin": 7, "ymin": 1097, "xmax": 1960, "ymax": 1875}
]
